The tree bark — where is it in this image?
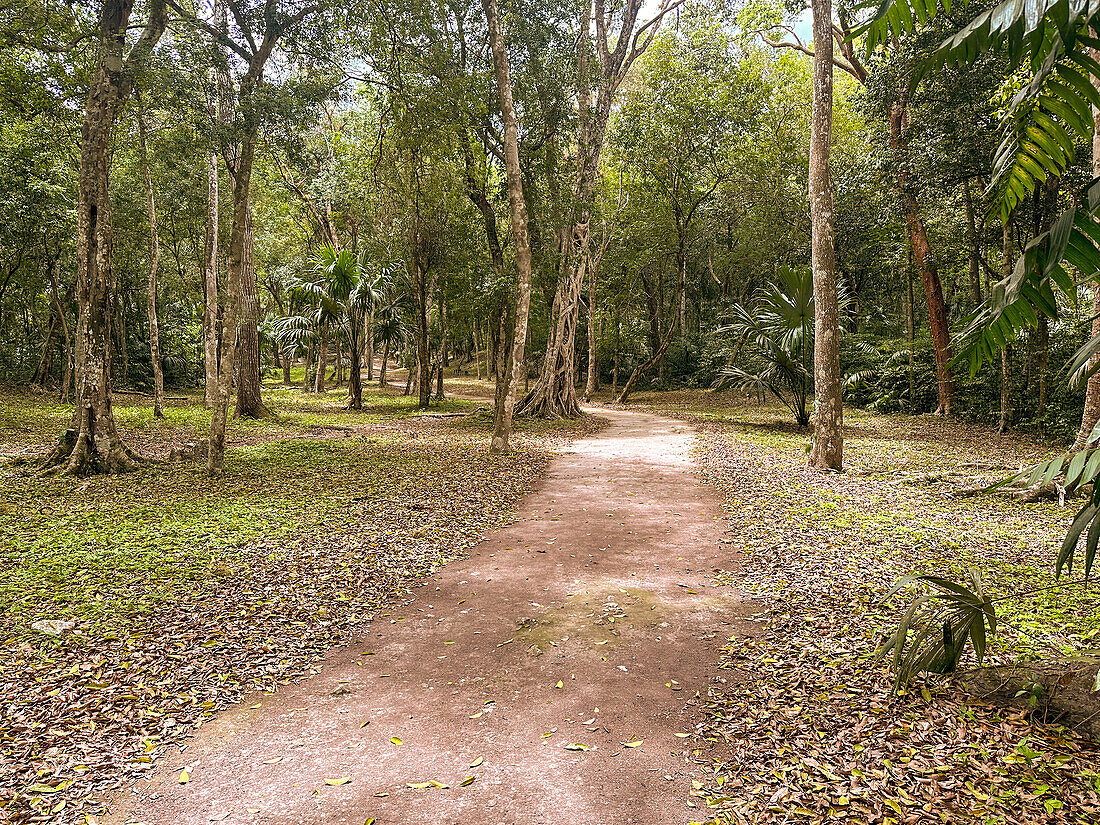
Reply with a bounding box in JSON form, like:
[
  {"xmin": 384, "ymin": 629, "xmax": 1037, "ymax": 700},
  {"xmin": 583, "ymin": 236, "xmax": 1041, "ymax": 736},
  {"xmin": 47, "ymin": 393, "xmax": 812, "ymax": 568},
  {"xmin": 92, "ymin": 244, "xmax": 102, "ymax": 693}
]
[
  {"xmin": 315, "ymin": 330, "xmax": 328, "ymax": 393},
  {"xmin": 890, "ymin": 102, "xmax": 953, "ymax": 415},
  {"xmin": 137, "ymin": 93, "xmax": 165, "ymax": 418},
  {"xmin": 203, "ymin": 127, "xmax": 219, "ymax": 408},
  {"xmin": 234, "ymin": 205, "xmax": 266, "ymax": 416},
  {"xmin": 584, "ymin": 256, "xmax": 598, "ymax": 401},
  {"xmin": 42, "ymin": 0, "xmax": 166, "ymax": 475},
  {"xmin": 483, "ymin": 0, "xmax": 534, "ymax": 452},
  {"xmin": 807, "ymin": 0, "xmax": 843, "ymax": 471},
  {"xmin": 964, "ymin": 181, "xmax": 982, "ymax": 305},
  {"xmin": 998, "ymin": 221, "xmax": 1015, "ymax": 434},
  {"xmin": 1076, "ymin": 77, "xmax": 1100, "ymax": 449}
]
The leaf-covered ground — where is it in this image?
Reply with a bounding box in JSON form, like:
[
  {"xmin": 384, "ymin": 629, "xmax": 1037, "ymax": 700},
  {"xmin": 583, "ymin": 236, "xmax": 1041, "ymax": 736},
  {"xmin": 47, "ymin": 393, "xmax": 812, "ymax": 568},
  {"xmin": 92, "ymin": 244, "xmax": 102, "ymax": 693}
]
[
  {"xmin": 621, "ymin": 392, "xmax": 1100, "ymax": 824},
  {"xmin": 0, "ymin": 383, "xmax": 599, "ymax": 824}
]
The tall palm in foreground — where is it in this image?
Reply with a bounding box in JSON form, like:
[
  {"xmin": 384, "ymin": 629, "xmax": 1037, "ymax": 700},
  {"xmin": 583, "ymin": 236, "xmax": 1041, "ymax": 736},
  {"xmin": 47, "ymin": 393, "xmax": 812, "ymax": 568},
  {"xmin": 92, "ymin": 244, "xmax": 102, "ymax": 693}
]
[{"xmin": 715, "ymin": 265, "xmax": 816, "ymax": 426}]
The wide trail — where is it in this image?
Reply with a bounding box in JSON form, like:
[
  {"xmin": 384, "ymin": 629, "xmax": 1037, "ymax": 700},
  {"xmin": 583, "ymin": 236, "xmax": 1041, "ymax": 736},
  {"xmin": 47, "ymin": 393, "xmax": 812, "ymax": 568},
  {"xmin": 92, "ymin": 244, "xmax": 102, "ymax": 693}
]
[{"xmin": 107, "ymin": 408, "xmax": 749, "ymax": 825}]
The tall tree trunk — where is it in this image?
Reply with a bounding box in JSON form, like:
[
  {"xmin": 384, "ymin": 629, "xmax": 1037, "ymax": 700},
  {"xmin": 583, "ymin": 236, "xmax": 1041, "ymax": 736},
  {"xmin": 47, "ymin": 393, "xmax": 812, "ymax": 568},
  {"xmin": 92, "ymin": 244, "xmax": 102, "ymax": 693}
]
[
  {"xmin": 315, "ymin": 330, "xmax": 328, "ymax": 393},
  {"xmin": 137, "ymin": 94, "xmax": 164, "ymax": 418},
  {"xmin": 998, "ymin": 221, "xmax": 1015, "ymax": 435},
  {"xmin": 584, "ymin": 258, "xmax": 598, "ymax": 400},
  {"xmin": 1076, "ymin": 70, "xmax": 1100, "ymax": 449},
  {"xmin": 234, "ymin": 204, "xmax": 266, "ymax": 416},
  {"xmin": 436, "ymin": 292, "xmax": 447, "ymax": 400},
  {"xmin": 348, "ymin": 331, "xmax": 363, "ymax": 410},
  {"xmin": 519, "ymin": 0, "xmax": 653, "ymax": 418},
  {"xmin": 1037, "ymin": 313, "xmax": 1049, "ymax": 416},
  {"xmin": 379, "ymin": 338, "xmax": 390, "ymax": 387},
  {"xmin": 483, "ymin": 0, "xmax": 534, "ymax": 451},
  {"xmin": 303, "ymin": 344, "xmax": 313, "ymax": 392},
  {"xmin": 807, "ymin": 0, "xmax": 843, "ymax": 471},
  {"xmin": 203, "ymin": 132, "xmax": 219, "ymax": 408},
  {"xmin": 43, "ymin": 0, "xmax": 167, "ymax": 475},
  {"xmin": 964, "ymin": 181, "xmax": 982, "ymax": 305},
  {"xmin": 207, "ymin": 134, "xmax": 252, "ymax": 474},
  {"xmin": 890, "ymin": 102, "xmax": 953, "ymax": 415},
  {"xmin": 365, "ymin": 304, "xmax": 375, "ymax": 382}
]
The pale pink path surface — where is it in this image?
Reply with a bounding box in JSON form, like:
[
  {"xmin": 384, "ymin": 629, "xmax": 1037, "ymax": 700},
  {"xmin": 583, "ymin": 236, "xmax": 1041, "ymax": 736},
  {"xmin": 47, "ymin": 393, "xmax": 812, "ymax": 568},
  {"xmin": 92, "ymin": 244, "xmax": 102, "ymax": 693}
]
[{"xmin": 105, "ymin": 408, "xmax": 751, "ymax": 825}]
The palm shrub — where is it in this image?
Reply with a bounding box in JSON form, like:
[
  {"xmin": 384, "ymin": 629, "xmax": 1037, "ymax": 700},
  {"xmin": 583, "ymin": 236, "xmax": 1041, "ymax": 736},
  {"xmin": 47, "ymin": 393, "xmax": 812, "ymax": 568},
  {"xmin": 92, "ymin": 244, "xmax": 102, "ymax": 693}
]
[
  {"xmin": 713, "ymin": 265, "xmax": 816, "ymax": 426},
  {"xmin": 274, "ymin": 244, "xmax": 380, "ymax": 409}
]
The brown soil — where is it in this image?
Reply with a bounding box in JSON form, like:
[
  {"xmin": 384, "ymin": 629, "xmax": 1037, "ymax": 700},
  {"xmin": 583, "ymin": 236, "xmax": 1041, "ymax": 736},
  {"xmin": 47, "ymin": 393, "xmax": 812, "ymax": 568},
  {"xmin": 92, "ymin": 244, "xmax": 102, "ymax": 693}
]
[{"xmin": 103, "ymin": 408, "xmax": 753, "ymax": 825}]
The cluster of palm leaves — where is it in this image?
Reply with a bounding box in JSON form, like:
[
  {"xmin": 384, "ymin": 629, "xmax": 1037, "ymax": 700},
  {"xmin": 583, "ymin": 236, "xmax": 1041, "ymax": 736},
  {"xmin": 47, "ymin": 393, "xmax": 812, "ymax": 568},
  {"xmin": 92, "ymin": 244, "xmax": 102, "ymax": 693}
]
[
  {"xmin": 272, "ymin": 244, "xmax": 406, "ymax": 406},
  {"xmin": 864, "ymin": 0, "xmax": 1100, "ymax": 684},
  {"xmin": 878, "ymin": 570, "xmax": 997, "ymax": 689},
  {"xmin": 715, "ymin": 266, "xmax": 815, "ymax": 425}
]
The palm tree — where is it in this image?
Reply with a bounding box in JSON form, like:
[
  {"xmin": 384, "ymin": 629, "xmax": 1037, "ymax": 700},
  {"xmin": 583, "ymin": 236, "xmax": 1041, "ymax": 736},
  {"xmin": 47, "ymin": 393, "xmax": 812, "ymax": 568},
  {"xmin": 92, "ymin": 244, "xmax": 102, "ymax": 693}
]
[
  {"xmin": 714, "ymin": 266, "xmax": 816, "ymax": 426},
  {"xmin": 274, "ymin": 244, "xmax": 379, "ymax": 410}
]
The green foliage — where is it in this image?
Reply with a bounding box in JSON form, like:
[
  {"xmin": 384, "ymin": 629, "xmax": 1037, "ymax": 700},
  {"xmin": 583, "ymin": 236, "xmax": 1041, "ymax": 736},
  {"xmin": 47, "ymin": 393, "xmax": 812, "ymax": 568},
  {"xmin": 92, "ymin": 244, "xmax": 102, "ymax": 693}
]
[
  {"xmin": 879, "ymin": 570, "xmax": 997, "ymax": 688},
  {"xmin": 715, "ymin": 266, "xmax": 815, "ymax": 426}
]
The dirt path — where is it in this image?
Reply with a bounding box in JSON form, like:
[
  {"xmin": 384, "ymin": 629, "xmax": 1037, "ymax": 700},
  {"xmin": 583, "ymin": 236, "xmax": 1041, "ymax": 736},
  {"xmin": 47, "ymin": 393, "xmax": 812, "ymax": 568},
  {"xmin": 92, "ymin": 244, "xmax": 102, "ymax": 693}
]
[{"xmin": 105, "ymin": 409, "xmax": 750, "ymax": 825}]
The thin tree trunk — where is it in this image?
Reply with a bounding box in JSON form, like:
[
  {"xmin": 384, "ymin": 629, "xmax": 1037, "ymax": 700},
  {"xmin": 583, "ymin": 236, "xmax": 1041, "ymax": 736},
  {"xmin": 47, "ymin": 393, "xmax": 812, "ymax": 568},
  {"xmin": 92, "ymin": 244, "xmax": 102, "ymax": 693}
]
[
  {"xmin": 203, "ymin": 132, "xmax": 219, "ymax": 408},
  {"xmin": 32, "ymin": 306, "xmax": 59, "ymax": 388},
  {"xmin": 998, "ymin": 221, "xmax": 1015, "ymax": 435},
  {"xmin": 964, "ymin": 180, "xmax": 982, "ymax": 305},
  {"xmin": 584, "ymin": 257, "xmax": 598, "ymax": 400},
  {"xmin": 315, "ymin": 330, "xmax": 327, "ymax": 393},
  {"xmin": 1076, "ymin": 67, "xmax": 1100, "ymax": 449},
  {"xmin": 137, "ymin": 94, "xmax": 165, "ymax": 418},
  {"xmin": 1037, "ymin": 313, "xmax": 1049, "ymax": 416},
  {"xmin": 484, "ymin": 0, "xmax": 534, "ymax": 451},
  {"xmin": 807, "ymin": 0, "xmax": 843, "ymax": 470},
  {"xmin": 234, "ymin": 204, "xmax": 266, "ymax": 416},
  {"xmin": 379, "ymin": 338, "xmax": 390, "ymax": 387}
]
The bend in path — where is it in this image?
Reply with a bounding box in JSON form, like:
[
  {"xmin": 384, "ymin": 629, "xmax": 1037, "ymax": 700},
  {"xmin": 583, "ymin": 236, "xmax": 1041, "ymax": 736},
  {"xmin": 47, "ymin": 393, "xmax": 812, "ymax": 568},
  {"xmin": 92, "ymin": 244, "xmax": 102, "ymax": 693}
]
[{"xmin": 106, "ymin": 408, "xmax": 752, "ymax": 825}]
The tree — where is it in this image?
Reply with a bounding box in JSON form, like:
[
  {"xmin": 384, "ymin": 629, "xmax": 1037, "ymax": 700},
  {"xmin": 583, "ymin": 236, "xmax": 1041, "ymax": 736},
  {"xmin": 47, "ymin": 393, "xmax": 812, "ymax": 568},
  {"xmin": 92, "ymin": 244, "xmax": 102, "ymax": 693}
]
[
  {"xmin": 807, "ymin": 0, "xmax": 843, "ymax": 470},
  {"xmin": 517, "ymin": 0, "xmax": 679, "ymax": 417},
  {"xmin": 42, "ymin": 0, "xmax": 168, "ymax": 475},
  {"xmin": 482, "ymin": 0, "xmax": 533, "ymax": 454},
  {"xmin": 136, "ymin": 90, "xmax": 165, "ymax": 418}
]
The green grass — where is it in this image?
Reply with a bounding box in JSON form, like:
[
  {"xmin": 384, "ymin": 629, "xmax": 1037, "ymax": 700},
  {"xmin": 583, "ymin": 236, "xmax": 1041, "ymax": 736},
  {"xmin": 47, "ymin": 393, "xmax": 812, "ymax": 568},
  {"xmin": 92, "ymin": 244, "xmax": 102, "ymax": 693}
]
[{"xmin": 0, "ymin": 382, "xmax": 540, "ymax": 637}]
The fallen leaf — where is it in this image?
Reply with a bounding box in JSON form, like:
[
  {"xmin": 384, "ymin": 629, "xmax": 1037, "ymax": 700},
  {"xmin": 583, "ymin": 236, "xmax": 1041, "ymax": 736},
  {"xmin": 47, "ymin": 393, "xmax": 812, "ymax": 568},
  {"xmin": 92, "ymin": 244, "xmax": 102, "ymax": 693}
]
[
  {"xmin": 390, "ymin": 737, "xmax": 403, "ymax": 745},
  {"xmin": 324, "ymin": 777, "xmax": 351, "ymax": 786}
]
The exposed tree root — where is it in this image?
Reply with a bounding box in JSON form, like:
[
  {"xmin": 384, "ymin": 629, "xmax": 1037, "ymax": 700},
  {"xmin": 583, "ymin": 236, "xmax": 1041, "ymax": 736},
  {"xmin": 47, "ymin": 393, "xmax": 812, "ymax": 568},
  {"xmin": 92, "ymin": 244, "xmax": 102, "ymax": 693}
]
[
  {"xmin": 956, "ymin": 656, "xmax": 1100, "ymax": 741},
  {"xmin": 38, "ymin": 405, "xmax": 148, "ymax": 477}
]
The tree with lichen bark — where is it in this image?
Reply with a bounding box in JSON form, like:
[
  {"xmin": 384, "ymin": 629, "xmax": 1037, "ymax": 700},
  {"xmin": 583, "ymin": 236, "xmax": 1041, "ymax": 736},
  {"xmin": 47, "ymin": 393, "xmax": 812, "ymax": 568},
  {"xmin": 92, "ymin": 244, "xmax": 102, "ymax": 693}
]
[{"xmin": 41, "ymin": 0, "xmax": 168, "ymax": 476}]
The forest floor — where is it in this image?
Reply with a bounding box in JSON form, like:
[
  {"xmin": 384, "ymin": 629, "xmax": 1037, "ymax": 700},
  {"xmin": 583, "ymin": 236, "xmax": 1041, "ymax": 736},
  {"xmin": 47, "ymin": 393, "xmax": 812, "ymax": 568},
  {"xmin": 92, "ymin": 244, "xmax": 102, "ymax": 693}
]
[
  {"xmin": 4, "ymin": 380, "xmax": 1100, "ymax": 824},
  {"xmin": 0, "ymin": 375, "xmax": 596, "ymax": 824},
  {"xmin": 614, "ymin": 390, "xmax": 1100, "ymax": 824},
  {"xmin": 100, "ymin": 405, "xmax": 746, "ymax": 825}
]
